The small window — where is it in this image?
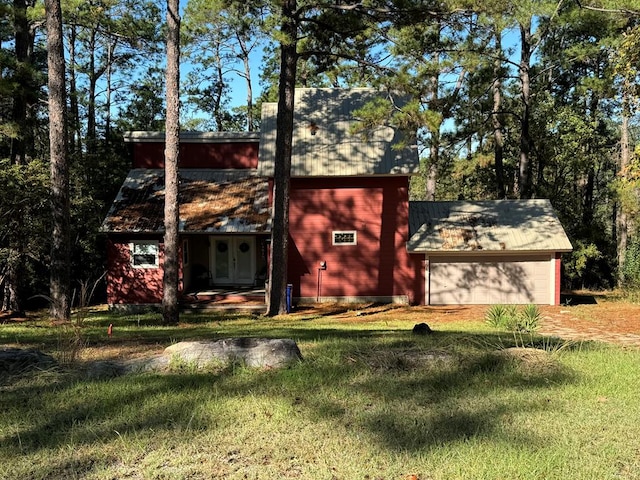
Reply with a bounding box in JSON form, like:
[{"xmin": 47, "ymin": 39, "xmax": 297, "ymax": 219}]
[
  {"xmin": 131, "ymin": 241, "xmax": 159, "ymax": 268},
  {"xmin": 332, "ymin": 230, "xmax": 357, "ymax": 245}
]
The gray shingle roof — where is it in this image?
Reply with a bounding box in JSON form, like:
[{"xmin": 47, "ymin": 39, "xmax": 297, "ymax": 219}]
[
  {"xmin": 101, "ymin": 169, "xmax": 271, "ymax": 234},
  {"xmin": 258, "ymin": 88, "xmax": 419, "ymax": 177},
  {"xmin": 408, "ymin": 200, "xmax": 573, "ymax": 253}
]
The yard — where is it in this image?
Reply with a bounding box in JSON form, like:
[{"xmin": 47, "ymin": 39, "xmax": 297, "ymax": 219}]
[{"xmin": 1, "ymin": 296, "xmax": 640, "ymax": 479}]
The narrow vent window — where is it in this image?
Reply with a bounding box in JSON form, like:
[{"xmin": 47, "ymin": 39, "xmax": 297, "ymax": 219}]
[{"xmin": 332, "ymin": 231, "xmax": 357, "ymax": 246}]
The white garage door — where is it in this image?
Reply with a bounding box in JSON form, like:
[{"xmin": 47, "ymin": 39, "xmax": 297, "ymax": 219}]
[{"xmin": 429, "ymin": 254, "xmax": 551, "ymax": 305}]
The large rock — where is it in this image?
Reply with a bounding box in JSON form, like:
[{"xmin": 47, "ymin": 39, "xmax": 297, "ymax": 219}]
[
  {"xmin": 0, "ymin": 347, "xmax": 57, "ymax": 375},
  {"xmin": 164, "ymin": 338, "xmax": 303, "ymax": 369},
  {"xmin": 86, "ymin": 355, "xmax": 170, "ymax": 379},
  {"xmin": 83, "ymin": 338, "xmax": 302, "ymax": 379}
]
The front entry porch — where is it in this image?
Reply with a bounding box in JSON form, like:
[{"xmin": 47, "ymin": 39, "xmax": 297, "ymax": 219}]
[{"xmin": 183, "ymin": 234, "xmax": 269, "ymax": 292}]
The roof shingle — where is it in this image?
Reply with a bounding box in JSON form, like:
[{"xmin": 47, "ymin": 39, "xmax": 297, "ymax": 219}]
[
  {"xmin": 101, "ymin": 169, "xmax": 271, "ymax": 234},
  {"xmin": 408, "ymin": 200, "xmax": 573, "ymax": 253}
]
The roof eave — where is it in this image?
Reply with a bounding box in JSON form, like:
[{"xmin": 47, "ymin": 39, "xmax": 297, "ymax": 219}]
[
  {"xmin": 124, "ymin": 131, "xmax": 261, "ymax": 143},
  {"xmin": 406, "ymin": 248, "xmax": 573, "ymax": 255},
  {"xmin": 103, "ymin": 227, "xmax": 273, "ymax": 235}
]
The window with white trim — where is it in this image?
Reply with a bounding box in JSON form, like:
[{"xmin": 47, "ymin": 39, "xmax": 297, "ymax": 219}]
[
  {"xmin": 332, "ymin": 230, "xmax": 357, "ymax": 245},
  {"xmin": 131, "ymin": 240, "xmax": 159, "ymax": 268}
]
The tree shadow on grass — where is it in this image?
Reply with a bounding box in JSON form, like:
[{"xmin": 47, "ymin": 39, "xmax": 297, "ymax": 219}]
[
  {"xmin": 265, "ymin": 339, "xmax": 577, "ymax": 452},
  {"xmin": 0, "ymin": 325, "xmax": 588, "ymax": 478},
  {"xmin": 1, "ymin": 373, "xmax": 221, "ymax": 450}
]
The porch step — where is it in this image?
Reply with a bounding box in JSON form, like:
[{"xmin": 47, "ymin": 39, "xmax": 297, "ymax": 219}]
[
  {"xmin": 180, "ymin": 303, "xmax": 266, "ymax": 314},
  {"xmin": 179, "ymin": 288, "xmax": 266, "ymax": 313},
  {"xmin": 187, "ymin": 293, "xmax": 264, "ymax": 303}
]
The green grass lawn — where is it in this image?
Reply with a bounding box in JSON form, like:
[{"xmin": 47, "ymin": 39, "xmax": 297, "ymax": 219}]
[{"xmin": 1, "ymin": 307, "xmax": 640, "ymax": 479}]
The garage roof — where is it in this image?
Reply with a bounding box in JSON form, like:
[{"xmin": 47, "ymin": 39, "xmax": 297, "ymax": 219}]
[
  {"xmin": 101, "ymin": 169, "xmax": 271, "ymax": 234},
  {"xmin": 408, "ymin": 199, "xmax": 572, "ymax": 253}
]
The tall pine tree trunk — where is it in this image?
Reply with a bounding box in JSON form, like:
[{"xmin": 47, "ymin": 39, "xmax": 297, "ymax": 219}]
[
  {"xmin": 5, "ymin": 0, "xmax": 36, "ymax": 313},
  {"xmin": 617, "ymin": 87, "xmax": 632, "ymax": 285},
  {"xmin": 105, "ymin": 41, "xmax": 114, "ymax": 144},
  {"xmin": 266, "ymin": 0, "xmax": 297, "ymax": 316},
  {"xmin": 213, "ymin": 43, "xmax": 225, "ymax": 131},
  {"xmin": 11, "ymin": 0, "xmax": 33, "ymax": 165},
  {"xmin": 68, "ymin": 25, "xmax": 83, "ymax": 156},
  {"xmin": 46, "ymin": 0, "xmax": 71, "ymax": 321},
  {"xmin": 425, "ymin": 27, "xmax": 442, "ymax": 201},
  {"xmin": 238, "ymin": 37, "xmax": 254, "ymax": 132},
  {"xmin": 517, "ymin": 19, "xmax": 533, "ymax": 199},
  {"xmin": 87, "ymin": 30, "xmax": 98, "ymax": 154},
  {"xmin": 162, "ymin": 0, "xmax": 180, "ymax": 325},
  {"xmin": 492, "ymin": 27, "xmax": 506, "ymax": 199},
  {"xmin": 582, "ymin": 94, "xmax": 599, "ymax": 226}
]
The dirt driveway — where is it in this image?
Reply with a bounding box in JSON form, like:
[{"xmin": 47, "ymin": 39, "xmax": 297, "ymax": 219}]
[
  {"xmin": 303, "ymin": 295, "xmax": 640, "ymax": 348},
  {"xmin": 427, "ymin": 301, "xmax": 640, "ymax": 347},
  {"xmin": 537, "ymin": 302, "xmax": 640, "ymax": 347}
]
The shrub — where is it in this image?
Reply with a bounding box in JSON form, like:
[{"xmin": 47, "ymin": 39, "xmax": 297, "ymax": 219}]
[
  {"xmin": 485, "ymin": 304, "xmax": 521, "ymax": 330},
  {"xmin": 518, "ymin": 304, "xmax": 542, "ymax": 333},
  {"xmin": 564, "ymin": 240, "xmax": 602, "ymax": 289},
  {"xmin": 485, "ymin": 304, "xmax": 542, "ymax": 347},
  {"xmin": 484, "ymin": 304, "xmax": 509, "ymax": 329},
  {"xmin": 621, "ymin": 240, "xmax": 640, "ymax": 293}
]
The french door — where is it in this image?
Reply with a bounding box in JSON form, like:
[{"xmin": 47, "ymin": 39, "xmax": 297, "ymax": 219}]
[{"xmin": 210, "ymin": 236, "xmax": 255, "ymax": 285}]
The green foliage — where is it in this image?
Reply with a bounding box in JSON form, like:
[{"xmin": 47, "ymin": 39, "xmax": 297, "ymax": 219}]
[
  {"xmin": 115, "ymin": 66, "xmax": 165, "ymax": 131},
  {"xmin": 485, "ymin": 303, "xmax": 542, "ymax": 348},
  {"xmin": 621, "ymin": 240, "xmax": 640, "ymax": 293},
  {"xmin": 484, "ymin": 304, "xmax": 515, "ymax": 330},
  {"xmin": 612, "ymin": 154, "xmax": 640, "ymax": 219},
  {"xmin": 182, "ymin": 0, "xmax": 265, "ymax": 131},
  {"xmin": 519, "ymin": 304, "xmax": 543, "ymax": 332},
  {"xmin": 0, "ymin": 158, "xmax": 51, "ymax": 302},
  {"xmin": 564, "ymin": 241, "xmax": 604, "ymax": 289},
  {"xmin": 1, "ymin": 0, "xmax": 638, "ymax": 308},
  {"xmin": 485, "ymin": 304, "xmax": 541, "ymax": 333}
]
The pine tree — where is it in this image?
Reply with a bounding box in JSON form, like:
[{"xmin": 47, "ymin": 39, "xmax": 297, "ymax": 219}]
[
  {"xmin": 45, "ymin": 0, "xmax": 70, "ymax": 321},
  {"xmin": 266, "ymin": 0, "xmax": 297, "ymax": 316},
  {"xmin": 162, "ymin": 0, "xmax": 180, "ymax": 325}
]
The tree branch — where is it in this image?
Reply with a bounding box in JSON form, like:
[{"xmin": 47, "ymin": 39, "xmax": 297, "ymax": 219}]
[{"xmin": 576, "ymin": 0, "xmax": 640, "ymax": 15}]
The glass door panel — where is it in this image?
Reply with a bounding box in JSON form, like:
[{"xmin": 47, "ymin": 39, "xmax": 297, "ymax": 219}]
[
  {"xmin": 235, "ymin": 238, "xmax": 254, "ymax": 283},
  {"xmin": 212, "ymin": 238, "xmax": 231, "ymax": 283}
]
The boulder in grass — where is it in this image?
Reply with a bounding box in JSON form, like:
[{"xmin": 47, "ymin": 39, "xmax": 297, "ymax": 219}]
[
  {"xmin": 0, "ymin": 347, "xmax": 57, "ymax": 375},
  {"xmin": 164, "ymin": 338, "xmax": 303, "ymax": 369},
  {"xmin": 87, "ymin": 355, "xmax": 171, "ymax": 378},
  {"xmin": 85, "ymin": 338, "xmax": 303, "ymax": 379}
]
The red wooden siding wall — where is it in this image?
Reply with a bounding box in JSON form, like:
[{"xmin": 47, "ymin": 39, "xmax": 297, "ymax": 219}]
[
  {"xmin": 107, "ymin": 238, "xmax": 184, "ymax": 305},
  {"xmin": 131, "ymin": 142, "xmax": 259, "ymax": 169},
  {"xmin": 288, "ymin": 177, "xmax": 424, "ymax": 304}
]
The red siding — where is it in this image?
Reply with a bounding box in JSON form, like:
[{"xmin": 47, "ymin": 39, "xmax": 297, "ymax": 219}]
[
  {"xmin": 132, "ymin": 141, "xmax": 259, "ymax": 169},
  {"xmin": 106, "ymin": 238, "xmax": 185, "ymax": 305},
  {"xmin": 288, "ymin": 177, "xmax": 423, "ymax": 304}
]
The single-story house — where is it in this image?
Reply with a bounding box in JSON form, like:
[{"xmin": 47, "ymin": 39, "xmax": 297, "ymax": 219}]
[{"xmin": 101, "ymin": 88, "xmax": 572, "ymax": 308}]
